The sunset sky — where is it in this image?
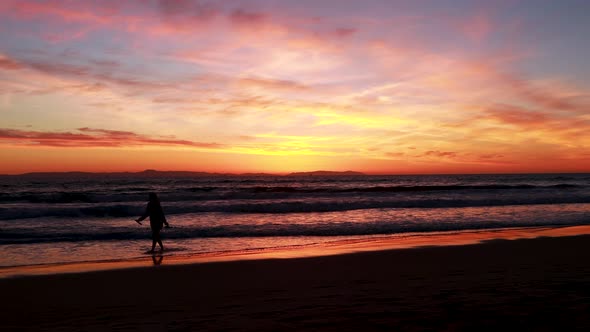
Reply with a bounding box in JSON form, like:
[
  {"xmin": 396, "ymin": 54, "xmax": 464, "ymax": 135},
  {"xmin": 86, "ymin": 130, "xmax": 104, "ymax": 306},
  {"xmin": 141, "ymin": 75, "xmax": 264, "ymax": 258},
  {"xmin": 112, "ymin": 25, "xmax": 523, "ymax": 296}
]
[{"xmin": 1, "ymin": 0, "xmax": 589, "ymax": 174}]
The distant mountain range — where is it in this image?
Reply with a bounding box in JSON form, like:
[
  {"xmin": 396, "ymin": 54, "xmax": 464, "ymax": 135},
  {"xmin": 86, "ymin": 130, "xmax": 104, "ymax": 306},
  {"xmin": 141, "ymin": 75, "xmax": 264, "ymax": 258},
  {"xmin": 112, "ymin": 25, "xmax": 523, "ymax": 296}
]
[
  {"xmin": 0, "ymin": 169, "xmax": 366, "ymax": 178},
  {"xmin": 287, "ymin": 171, "xmax": 365, "ymax": 176}
]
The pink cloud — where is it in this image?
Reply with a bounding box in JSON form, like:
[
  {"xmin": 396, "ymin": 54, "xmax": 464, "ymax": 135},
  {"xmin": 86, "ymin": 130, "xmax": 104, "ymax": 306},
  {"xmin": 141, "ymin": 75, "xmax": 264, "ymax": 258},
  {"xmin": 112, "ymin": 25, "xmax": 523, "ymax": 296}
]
[
  {"xmin": 0, "ymin": 128, "xmax": 224, "ymax": 148},
  {"xmin": 10, "ymin": 1, "xmax": 117, "ymax": 24},
  {"xmin": 0, "ymin": 54, "xmax": 23, "ymax": 70},
  {"xmin": 13, "ymin": 58, "xmax": 174, "ymax": 95},
  {"xmin": 333, "ymin": 27, "xmax": 356, "ymax": 38},
  {"xmin": 230, "ymin": 9, "xmax": 267, "ymax": 26},
  {"xmin": 237, "ymin": 76, "xmax": 310, "ymax": 92},
  {"xmin": 156, "ymin": 0, "xmax": 218, "ymax": 19},
  {"xmin": 3, "ymin": 0, "xmax": 354, "ymax": 52},
  {"xmin": 460, "ymin": 13, "xmax": 492, "ymax": 42},
  {"xmin": 501, "ymin": 74, "xmax": 584, "ymax": 112}
]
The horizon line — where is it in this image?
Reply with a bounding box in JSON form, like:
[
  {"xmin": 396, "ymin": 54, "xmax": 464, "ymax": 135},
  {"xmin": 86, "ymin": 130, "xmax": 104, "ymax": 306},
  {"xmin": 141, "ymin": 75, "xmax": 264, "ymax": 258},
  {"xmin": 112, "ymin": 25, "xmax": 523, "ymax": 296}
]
[{"xmin": 1, "ymin": 169, "xmax": 589, "ymax": 177}]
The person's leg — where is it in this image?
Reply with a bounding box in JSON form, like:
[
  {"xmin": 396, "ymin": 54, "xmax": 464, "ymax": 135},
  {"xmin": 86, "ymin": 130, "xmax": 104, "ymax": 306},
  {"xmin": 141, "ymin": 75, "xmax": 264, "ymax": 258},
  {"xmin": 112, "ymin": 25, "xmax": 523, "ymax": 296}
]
[
  {"xmin": 151, "ymin": 231, "xmax": 157, "ymax": 252},
  {"xmin": 153, "ymin": 230, "xmax": 164, "ymax": 251}
]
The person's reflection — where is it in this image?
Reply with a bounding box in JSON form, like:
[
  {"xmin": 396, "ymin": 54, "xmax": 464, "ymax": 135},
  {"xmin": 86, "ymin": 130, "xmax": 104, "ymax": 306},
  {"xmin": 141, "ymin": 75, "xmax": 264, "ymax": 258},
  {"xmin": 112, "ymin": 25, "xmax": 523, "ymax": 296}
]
[{"xmin": 151, "ymin": 253, "xmax": 164, "ymax": 266}]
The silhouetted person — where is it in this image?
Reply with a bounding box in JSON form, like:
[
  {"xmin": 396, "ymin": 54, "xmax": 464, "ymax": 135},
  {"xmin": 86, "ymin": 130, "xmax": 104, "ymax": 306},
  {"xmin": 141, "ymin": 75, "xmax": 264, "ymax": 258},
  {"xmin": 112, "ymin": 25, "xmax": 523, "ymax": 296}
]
[{"xmin": 136, "ymin": 193, "xmax": 170, "ymax": 253}]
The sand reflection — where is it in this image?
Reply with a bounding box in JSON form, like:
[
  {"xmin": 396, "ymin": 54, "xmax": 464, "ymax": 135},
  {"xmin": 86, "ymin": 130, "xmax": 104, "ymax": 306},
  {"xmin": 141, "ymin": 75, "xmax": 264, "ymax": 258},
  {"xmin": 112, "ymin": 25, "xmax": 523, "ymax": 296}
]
[{"xmin": 151, "ymin": 253, "xmax": 164, "ymax": 266}]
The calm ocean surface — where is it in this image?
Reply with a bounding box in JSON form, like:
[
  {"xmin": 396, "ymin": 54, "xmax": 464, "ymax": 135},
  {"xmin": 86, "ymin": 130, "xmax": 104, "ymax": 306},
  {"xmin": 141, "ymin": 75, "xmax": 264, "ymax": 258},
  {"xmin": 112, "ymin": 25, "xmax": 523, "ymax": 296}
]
[{"xmin": 1, "ymin": 173, "xmax": 590, "ymax": 268}]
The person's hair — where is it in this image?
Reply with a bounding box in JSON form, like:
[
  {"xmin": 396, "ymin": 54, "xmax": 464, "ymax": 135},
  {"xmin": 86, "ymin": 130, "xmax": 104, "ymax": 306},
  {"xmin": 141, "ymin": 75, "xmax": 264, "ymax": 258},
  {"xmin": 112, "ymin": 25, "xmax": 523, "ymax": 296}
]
[{"xmin": 149, "ymin": 193, "xmax": 160, "ymax": 206}]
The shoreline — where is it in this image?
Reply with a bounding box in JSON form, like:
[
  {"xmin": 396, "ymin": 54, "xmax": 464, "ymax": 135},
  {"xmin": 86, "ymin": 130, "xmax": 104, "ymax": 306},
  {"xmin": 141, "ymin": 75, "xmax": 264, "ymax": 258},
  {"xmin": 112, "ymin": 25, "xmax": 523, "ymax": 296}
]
[
  {"xmin": 4, "ymin": 224, "xmax": 590, "ymax": 278},
  {"xmin": 3, "ymin": 227, "xmax": 590, "ymax": 330}
]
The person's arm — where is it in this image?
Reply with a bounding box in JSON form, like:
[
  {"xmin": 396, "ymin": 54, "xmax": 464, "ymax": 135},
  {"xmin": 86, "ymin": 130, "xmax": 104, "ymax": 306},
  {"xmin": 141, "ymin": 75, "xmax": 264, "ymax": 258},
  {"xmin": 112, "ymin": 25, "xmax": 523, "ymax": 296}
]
[
  {"xmin": 163, "ymin": 213, "xmax": 170, "ymax": 228},
  {"xmin": 135, "ymin": 206, "xmax": 149, "ymax": 225}
]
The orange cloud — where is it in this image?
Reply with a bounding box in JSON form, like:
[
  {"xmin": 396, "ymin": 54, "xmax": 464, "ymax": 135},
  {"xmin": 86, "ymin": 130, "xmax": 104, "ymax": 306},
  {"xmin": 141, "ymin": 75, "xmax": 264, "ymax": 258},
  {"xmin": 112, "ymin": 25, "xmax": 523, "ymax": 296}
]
[
  {"xmin": 423, "ymin": 151, "xmax": 458, "ymax": 158},
  {"xmin": 474, "ymin": 103, "xmax": 590, "ymax": 142},
  {"xmin": 484, "ymin": 104, "xmax": 549, "ymax": 127}
]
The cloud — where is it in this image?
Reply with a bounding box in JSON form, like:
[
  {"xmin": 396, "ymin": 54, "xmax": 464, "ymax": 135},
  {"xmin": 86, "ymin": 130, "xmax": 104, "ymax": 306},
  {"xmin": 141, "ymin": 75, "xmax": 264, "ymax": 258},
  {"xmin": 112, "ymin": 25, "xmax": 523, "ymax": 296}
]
[
  {"xmin": 423, "ymin": 151, "xmax": 458, "ymax": 158},
  {"xmin": 16, "ymin": 58, "xmax": 175, "ymax": 95},
  {"xmin": 0, "ymin": 128, "xmax": 224, "ymax": 148},
  {"xmin": 500, "ymin": 74, "xmax": 585, "ymax": 112},
  {"xmin": 9, "ymin": 0, "xmax": 117, "ymax": 24},
  {"xmin": 237, "ymin": 76, "xmax": 310, "ymax": 92},
  {"xmin": 3, "ymin": 0, "xmax": 352, "ymax": 55},
  {"xmin": 89, "ymin": 59, "xmax": 120, "ymax": 69},
  {"xmin": 333, "ymin": 27, "xmax": 356, "ymax": 38},
  {"xmin": 230, "ymin": 9, "xmax": 267, "ymax": 26},
  {"xmin": 460, "ymin": 12, "xmax": 492, "ymax": 42},
  {"xmin": 156, "ymin": 0, "xmax": 218, "ymax": 19},
  {"xmin": 478, "ymin": 103, "xmax": 590, "ymax": 138},
  {"xmin": 27, "ymin": 61, "xmax": 89, "ymax": 77},
  {"xmin": 0, "ymin": 54, "xmax": 23, "ymax": 70},
  {"xmin": 484, "ymin": 104, "xmax": 549, "ymax": 127},
  {"xmin": 478, "ymin": 153, "xmax": 504, "ymax": 160},
  {"xmin": 445, "ymin": 101, "xmax": 590, "ymax": 152},
  {"xmin": 151, "ymin": 0, "xmax": 220, "ymax": 35}
]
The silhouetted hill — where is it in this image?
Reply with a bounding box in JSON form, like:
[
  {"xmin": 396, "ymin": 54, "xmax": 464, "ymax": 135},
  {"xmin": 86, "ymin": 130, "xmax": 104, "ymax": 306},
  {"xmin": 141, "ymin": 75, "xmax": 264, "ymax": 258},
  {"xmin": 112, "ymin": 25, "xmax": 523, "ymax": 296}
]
[
  {"xmin": 0, "ymin": 170, "xmax": 236, "ymax": 179},
  {"xmin": 0, "ymin": 169, "xmax": 366, "ymax": 179},
  {"xmin": 288, "ymin": 171, "xmax": 365, "ymax": 176}
]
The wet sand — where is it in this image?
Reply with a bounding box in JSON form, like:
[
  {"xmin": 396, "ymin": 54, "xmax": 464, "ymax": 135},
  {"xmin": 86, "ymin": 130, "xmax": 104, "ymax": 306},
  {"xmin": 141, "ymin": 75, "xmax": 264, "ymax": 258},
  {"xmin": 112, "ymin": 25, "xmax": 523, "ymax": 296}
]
[{"xmin": 3, "ymin": 232, "xmax": 590, "ymax": 331}]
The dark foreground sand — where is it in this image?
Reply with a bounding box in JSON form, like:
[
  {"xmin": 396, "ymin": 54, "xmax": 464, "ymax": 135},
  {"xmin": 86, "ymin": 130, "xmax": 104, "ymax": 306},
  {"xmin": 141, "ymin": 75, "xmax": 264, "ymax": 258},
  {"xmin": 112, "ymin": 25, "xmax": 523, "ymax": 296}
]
[{"xmin": 3, "ymin": 235, "xmax": 590, "ymax": 331}]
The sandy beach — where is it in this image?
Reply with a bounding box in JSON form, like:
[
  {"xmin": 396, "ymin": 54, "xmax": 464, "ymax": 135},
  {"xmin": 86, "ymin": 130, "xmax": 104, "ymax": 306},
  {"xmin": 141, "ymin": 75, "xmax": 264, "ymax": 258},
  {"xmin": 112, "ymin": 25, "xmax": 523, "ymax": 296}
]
[{"xmin": 3, "ymin": 230, "xmax": 590, "ymax": 331}]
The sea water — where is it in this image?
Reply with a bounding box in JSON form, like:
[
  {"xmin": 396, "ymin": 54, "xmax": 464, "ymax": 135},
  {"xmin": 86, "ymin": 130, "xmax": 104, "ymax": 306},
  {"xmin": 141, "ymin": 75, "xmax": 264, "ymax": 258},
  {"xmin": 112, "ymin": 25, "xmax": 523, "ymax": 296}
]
[{"xmin": 1, "ymin": 173, "xmax": 590, "ymax": 268}]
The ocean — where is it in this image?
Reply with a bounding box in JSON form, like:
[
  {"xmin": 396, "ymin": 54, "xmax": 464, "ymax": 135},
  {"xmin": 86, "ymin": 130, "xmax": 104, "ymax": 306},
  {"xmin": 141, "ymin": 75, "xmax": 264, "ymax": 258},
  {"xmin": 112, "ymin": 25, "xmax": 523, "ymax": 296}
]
[{"xmin": 1, "ymin": 173, "xmax": 590, "ymax": 269}]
